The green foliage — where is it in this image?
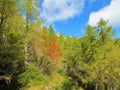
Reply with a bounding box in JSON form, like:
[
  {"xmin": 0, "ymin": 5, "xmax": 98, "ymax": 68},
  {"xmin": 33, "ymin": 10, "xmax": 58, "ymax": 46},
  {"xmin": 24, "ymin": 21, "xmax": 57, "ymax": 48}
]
[
  {"xmin": 63, "ymin": 19, "xmax": 120, "ymax": 90},
  {"xmin": 17, "ymin": 63, "xmax": 48, "ymax": 89},
  {"xmin": 0, "ymin": 0, "xmax": 120, "ymax": 89}
]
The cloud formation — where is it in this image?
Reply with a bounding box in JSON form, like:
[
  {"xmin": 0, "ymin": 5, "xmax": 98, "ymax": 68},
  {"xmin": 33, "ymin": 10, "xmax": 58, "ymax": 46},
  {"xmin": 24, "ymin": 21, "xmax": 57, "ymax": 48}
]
[
  {"xmin": 40, "ymin": 0, "xmax": 85, "ymax": 23},
  {"xmin": 88, "ymin": 0, "xmax": 120, "ymax": 27}
]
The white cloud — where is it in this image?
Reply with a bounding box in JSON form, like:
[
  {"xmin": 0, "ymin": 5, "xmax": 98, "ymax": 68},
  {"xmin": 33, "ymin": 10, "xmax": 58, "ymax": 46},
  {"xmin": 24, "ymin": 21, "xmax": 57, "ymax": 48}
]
[
  {"xmin": 40, "ymin": 0, "xmax": 85, "ymax": 23},
  {"xmin": 88, "ymin": 0, "xmax": 120, "ymax": 27}
]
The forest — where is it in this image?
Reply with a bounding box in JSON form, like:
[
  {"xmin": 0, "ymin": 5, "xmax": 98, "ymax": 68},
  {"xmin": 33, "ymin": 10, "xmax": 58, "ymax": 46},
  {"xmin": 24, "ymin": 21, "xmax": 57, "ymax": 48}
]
[{"xmin": 0, "ymin": 0, "xmax": 120, "ymax": 90}]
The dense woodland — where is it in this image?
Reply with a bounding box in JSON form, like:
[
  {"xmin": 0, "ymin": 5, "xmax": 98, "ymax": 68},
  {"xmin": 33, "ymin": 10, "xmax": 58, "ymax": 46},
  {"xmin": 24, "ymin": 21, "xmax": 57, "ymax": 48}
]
[{"xmin": 0, "ymin": 0, "xmax": 120, "ymax": 90}]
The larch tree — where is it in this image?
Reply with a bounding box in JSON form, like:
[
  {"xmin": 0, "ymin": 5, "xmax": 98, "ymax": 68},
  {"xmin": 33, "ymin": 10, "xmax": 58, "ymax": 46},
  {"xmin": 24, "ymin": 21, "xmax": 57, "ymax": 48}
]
[
  {"xmin": 18, "ymin": 0, "xmax": 39, "ymax": 68},
  {"xmin": 0, "ymin": 0, "xmax": 25, "ymax": 86}
]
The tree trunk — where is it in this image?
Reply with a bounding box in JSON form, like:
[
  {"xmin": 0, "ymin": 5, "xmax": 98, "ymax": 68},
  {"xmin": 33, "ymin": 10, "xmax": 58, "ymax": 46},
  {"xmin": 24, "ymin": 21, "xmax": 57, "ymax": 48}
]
[
  {"xmin": 95, "ymin": 83, "xmax": 98, "ymax": 90},
  {"xmin": 24, "ymin": 12, "xmax": 29, "ymax": 68},
  {"xmin": 0, "ymin": 0, "xmax": 5, "ymax": 30},
  {"xmin": 104, "ymin": 83, "xmax": 108, "ymax": 90}
]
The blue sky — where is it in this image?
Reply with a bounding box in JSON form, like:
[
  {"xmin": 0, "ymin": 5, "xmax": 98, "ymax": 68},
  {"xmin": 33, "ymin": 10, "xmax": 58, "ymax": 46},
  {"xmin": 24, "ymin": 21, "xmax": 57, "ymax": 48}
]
[{"xmin": 40, "ymin": 0, "xmax": 120, "ymax": 38}]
